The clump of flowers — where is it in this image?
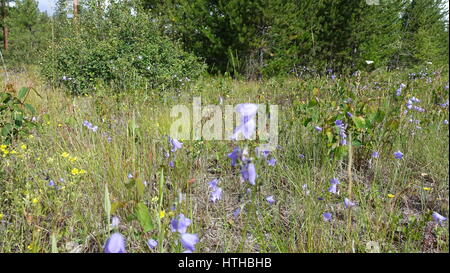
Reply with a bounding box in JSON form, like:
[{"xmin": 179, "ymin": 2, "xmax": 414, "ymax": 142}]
[
  {"xmin": 405, "ymin": 96, "xmax": 424, "ymax": 114},
  {"xmin": 395, "ymin": 83, "xmax": 406, "ymax": 96},
  {"xmin": 167, "ymin": 137, "xmax": 183, "ymax": 167},
  {"xmin": 328, "ymin": 178, "xmax": 340, "ymax": 194},
  {"xmin": 208, "ymin": 179, "xmax": 222, "ymax": 203},
  {"xmin": 231, "ymin": 104, "xmax": 258, "ymax": 140},
  {"xmin": 241, "ymin": 161, "xmax": 257, "ymax": 185},
  {"xmin": 170, "ymin": 214, "xmax": 198, "ymax": 252},
  {"xmin": 83, "ymin": 120, "xmax": 98, "ymax": 132},
  {"xmin": 335, "ymin": 120, "xmax": 347, "ymax": 145}
]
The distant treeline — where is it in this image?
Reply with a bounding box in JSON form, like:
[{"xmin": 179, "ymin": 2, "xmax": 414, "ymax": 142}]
[{"xmin": 1, "ymin": 0, "xmax": 449, "ymax": 79}]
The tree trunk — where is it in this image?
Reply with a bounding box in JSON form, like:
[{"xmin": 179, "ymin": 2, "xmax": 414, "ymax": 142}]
[
  {"xmin": 74, "ymin": 0, "xmax": 78, "ymax": 17},
  {"xmin": 1, "ymin": 0, "xmax": 7, "ymax": 51},
  {"xmin": 2, "ymin": 25, "xmax": 7, "ymax": 50}
]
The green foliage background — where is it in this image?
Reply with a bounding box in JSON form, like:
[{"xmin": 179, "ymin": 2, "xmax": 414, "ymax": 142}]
[{"xmin": 1, "ymin": 0, "xmax": 449, "ymax": 86}]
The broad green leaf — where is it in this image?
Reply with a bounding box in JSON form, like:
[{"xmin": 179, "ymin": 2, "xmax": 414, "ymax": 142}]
[
  {"xmin": 24, "ymin": 103, "xmax": 36, "ymax": 115},
  {"xmin": 1, "ymin": 124, "xmax": 11, "ymax": 137},
  {"xmin": 353, "ymin": 139, "xmax": 363, "ymax": 147},
  {"xmin": 136, "ymin": 177, "xmax": 145, "ymax": 199},
  {"xmin": 326, "ymin": 130, "xmax": 333, "ymax": 143},
  {"xmin": 352, "ymin": 115, "xmax": 367, "ymax": 129},
  {"xmin": 51, "ymin": 233, "xmax": 58, "ymax": 253},
  {"xmin": 104, "ymin": 184, "xmax": 111, "ymax": 226},
  {"xmin": 17, "ymin": 87, "xmax": 29, "ymax": 100},
  {"xmin": 135, "ymin": 202, "xmax": 153, "ymax": 232},
  {"xmin": 335, "ymin": 145, "xmax": 348, "ymax": 159},
  {"xmin": 312, "ymin": 88, "xmax": 319, "ymax": 96},
  {"xmin": 111, "ymin": 201, "xmax": 123, "ymax": 215},
  {"xmin": 367, "ymin": 110, "xmax": 384, "ymax": 127}
]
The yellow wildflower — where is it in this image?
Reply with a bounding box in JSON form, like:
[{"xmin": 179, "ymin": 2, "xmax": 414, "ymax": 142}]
[
  {"xmin": 20, "ymin": 144, "xmax": 27, "ymax": 150},
  {"xmin": 10, "ymin": 150, "xmax": 17, "ymax": 154},
  {"xmin": 387, "ymin": 194, "xmax": 395, "ymax": 198},
  {"xmin": 0, "ymin": 213, "xmax": 3, "ymax": 220},
  {"xmin": 32, "ymin": 198, "xmax": 39, "ymax": 204},
  {"xmin": 423, "ymin": 187, "xmax": 431, "ymax": 191},
  {"xmin": 0, "ymin": 144, "xmax": 6, "ymax": 150},
  {"xmin": 61, "ymin": 152, "xmax": 70, "ymax": 158},
  {"xmin": 79, "ymin": 169, "xmax": 86, "ymax": 174},
  {"xmin": 159, "ymin": 210, "xmax": 165, "ymax": 219},
  {"xmin": 27, "ymin": 244, "xmax": 33, "ymax": 250},
  {"xmin": 69, "ymin": 156, "xmax": 77, "ymax": 162},
  {"xmin": 71, "ymin": 168, "xmax": 80, "ymax": 175}
]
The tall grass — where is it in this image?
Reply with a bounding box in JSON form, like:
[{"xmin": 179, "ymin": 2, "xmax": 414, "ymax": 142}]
[{"xmin": 0, "ymin": 68, "xmax": 448, "ymax": 253}]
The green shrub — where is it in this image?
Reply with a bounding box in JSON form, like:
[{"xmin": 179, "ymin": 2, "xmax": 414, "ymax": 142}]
[
  {"xmin": 41, "ymin": 2, "xmax": 205, "ymax": 94},
  {"xmin": 0, "ymin": 86, "xmax": 37, "ymax": 144}
]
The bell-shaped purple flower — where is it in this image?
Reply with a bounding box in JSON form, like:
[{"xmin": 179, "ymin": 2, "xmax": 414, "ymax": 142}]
[
  {"xmin": 233, "ymin": 207, "xmax": 242, "ymax": 218},
  {"xmin": 432, "ymin": 212, "xmax": 447, "ymax": 224},
  {"xmin": 266, "ymin": 196, "xmax": 275, "ymax": 205},
  {"xmin": 104, "ymin": 233, "xmax": 126, "ymax": 253},
  {"xmin": 260, "ymin": 149, "xmax": 270, "ymax": 158},
  {"xmin": 242, "ymin": 162, "xmax": 257, "ymax": 185},
  {"xmin": 180, "ymin": 233, "xmax": 199, "ymax": 252},
  {"xmin": 394, "ymin": 151, "xmax": 403, "ymax": 159},
  {"xmin": 267, "ymin": 157, "xmax": 276, "ymax": 166},
  {"xmin": 232, "ymin": 104, "xmax": 258, "ymax": 140},
  {"xmin": 111, "ymin": 216, "xmax": 120, "ymax": 229},
  {"xmin": 228, "ymin": 147, "xmax": 240, "ymax": 166},
  {"xmin": 330, "ymin": 178, "xmax": 340, "ymax": 185},
  {"xmin": 169, "ymin": 137, "xmax": 183, "ymax": 152},
  {"xmin": 323, "ymin": 212, "xmax": 332, "ymax": 222},
  {"xmin": 236, "ymin": 103, "xmax": 258, "ymax": 118},
  {"xmin": 344, "ymin": 198, "xmax": 356, "ymax": 208},
  {"xmin": 208, "ymin": 179, "xmax": 219, "ymax": 189},
  {"xmin": 210, "ymin": 187, "xmax": 222, "ymax": 203},
  {"xmin": 328, "ymin": 183, "xmax": 337, "ymax": 194},
  {"xmin": 147, "ymin": 239, "xmax": 158, "ymax": 249},
  {"xmin": 170, "ymin": 214, "xmax": 192, "ymax": 234}
]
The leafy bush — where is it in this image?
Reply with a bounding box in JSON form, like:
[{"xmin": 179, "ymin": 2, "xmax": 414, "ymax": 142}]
[
  {"xmin": 0, "ymin": 85, "xmax": 37, "ymax": 144},
  {"xmin": 41, "ymin": 2, "xmax": 205, "ymax": 94}
]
